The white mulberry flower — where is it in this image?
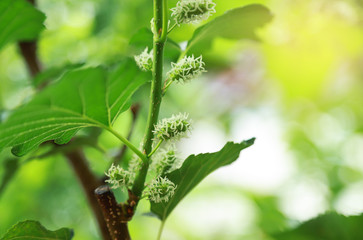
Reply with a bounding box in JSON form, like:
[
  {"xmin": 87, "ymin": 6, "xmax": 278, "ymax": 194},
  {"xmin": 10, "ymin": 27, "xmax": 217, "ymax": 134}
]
[
  {"xmin": 146, "ymin": 176, "xmax": 177, "ymax": 203},
  {"xmin": 151, "ymin": 145, "xmax": 180, "ymax": 176},
  {"xmin": 105, "ymin": 164, "xmax": 134, "ymax": 190},
  {"xmin": 153, "ymin": 113, "xmax": 192, "ymax": 141},
  {"xmin": 128, "ymin": 156, "xmax": 143, "ymax": 173},
  {"xmin": 171, "ymin": 0, "xmax": 216, "ymax": 25},
  {"xmin": 134, "ymin": 47, "xmax": 153, "ymax": 71},
  {"xmin": 167, "ymin": 55, "xmax": 206, "ymax": 83}
]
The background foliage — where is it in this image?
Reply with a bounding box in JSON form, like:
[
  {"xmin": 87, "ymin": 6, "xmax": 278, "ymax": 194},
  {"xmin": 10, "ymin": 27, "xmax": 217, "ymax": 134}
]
[{"xmin": 1, "ymin": 0, "xmax": 363, "ymax": 239}]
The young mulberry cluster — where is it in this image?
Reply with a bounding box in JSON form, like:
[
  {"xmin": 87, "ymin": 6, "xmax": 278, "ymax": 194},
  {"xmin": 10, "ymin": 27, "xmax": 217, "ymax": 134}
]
[
  {"xmin": 167, "ymin": 55, "xmax": 206, "ymax": 84},
  {"xmin": 151, "ymin": 146, "xmax": 180, "ymax": 176},
  {"xmin": 128, "ymin": 156, "xmax": 143, "ymax": 173},
  {"xmin": 134, "ymin": 47, "xmax": 153, "ymax": 71},
  {"xmin": 146, "ymin": 176, "xmax": 177, "ymax": 203},
  {"xmin": 105, "ymin": 164, "xmax": 134, "ymax": 190},
  {"xmin": 171, "ymin": 0, "xmax": 216, "ymax": 25},
  {"xmin": 153, "ymin": 113, "xmax": 192, "ymax": 141}
]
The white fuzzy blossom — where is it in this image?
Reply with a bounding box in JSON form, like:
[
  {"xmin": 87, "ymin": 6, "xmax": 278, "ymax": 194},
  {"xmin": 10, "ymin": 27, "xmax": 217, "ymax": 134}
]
[
  {"xmin": 105, "ymin": 164, "xmax": 134, "ymax": 190},
  {"xmin": 171, "ymin": 0, "xmax": 216, "ymax": 25},
  {"xmin": 146, "ymin": 176, "xmax": 177, "ymax": 203},
  {"xmin": 134, "ymin": 47, "xmax": 153, "ymax": 71},
  {"xmin": 167, "ymin": 55, "xmax": 206, "ymax": 83},
  {"xmin": 151, "ymin": 146, "xmax": 181, "ymax": 176},
  {"xmin": 128, "ymin": 156, "xmax": 143, "ymax": 173},
  {"xmin": 153, "ymin": 113, "xmax": 192, "ymax": 141}
]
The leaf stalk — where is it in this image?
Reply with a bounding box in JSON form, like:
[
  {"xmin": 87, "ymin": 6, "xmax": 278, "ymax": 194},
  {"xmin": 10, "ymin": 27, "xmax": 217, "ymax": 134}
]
[
  {"xmin": 148, "ymin": 139, "xmax": 163, "ymax": 157},
  {"xmin": 106, "ymin": 127, "xmax": 147, "ymax": 162}
]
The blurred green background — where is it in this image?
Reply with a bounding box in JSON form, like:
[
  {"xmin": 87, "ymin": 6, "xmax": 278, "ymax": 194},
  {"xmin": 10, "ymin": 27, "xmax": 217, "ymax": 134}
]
[{"xmin": 1, "ymin": 0, "xmax": 363, "ymax": 239}]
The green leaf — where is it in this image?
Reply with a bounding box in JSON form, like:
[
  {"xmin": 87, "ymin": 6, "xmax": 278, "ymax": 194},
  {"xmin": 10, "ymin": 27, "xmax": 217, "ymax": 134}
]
[
  {"xmin": 253, "ymin": 196, "xmax": 287, "ymax": 234},
  {"xmin": 150, "ymin": 138, "xmax": 255, "ymax": 220},
  {"xmin": 33, "ymin": 63, "xmax": 84, "ymax": 88},
  {"xmin": 92, "ymin": 0, "xmax": 118, "ymax": 35},
  {"xmin": 1, "ymin": 220, "xmax": 73, "ymax": 240},
  {"xmin": 274, "ymin": 212, "xmax": 363, "ymax": 240},
  {"xmin": 129, "ymin": 28, "xmax": 181, "ymax": 62},
  {"xmin": 0, "ymin": 0, "xmax": 46, "ymax": 51},
  {"xmin": 0, "ymin": 110, "xmax": 6, "ymax": 123},
  {"xmin": 185, "ymin": 4, "xmax": 273, "ymax": 55},
  {"xmin": 0, "ymin": 158, "xmax": 19, "ymax": 197},
  {"xmin": 0, "ymin": 59, "xmax": 150, "ymax": 157}
]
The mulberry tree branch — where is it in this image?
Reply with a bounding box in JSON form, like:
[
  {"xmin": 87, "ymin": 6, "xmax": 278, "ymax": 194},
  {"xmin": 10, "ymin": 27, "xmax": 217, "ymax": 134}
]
[
  {"xmin": 65, "ymin": 151, "xmax": 111, "ymax": 240},
  {"xmin": 94, "ymin": 186, "xmax": 139, "ymax": 240},
  {"xmin": 132, "ymin": 0, "xmax": 168, "ymax": 198}
]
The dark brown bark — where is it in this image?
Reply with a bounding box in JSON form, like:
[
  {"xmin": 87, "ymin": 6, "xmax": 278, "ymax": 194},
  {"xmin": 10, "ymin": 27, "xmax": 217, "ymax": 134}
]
[
  {"xmin": 18, "ymin": 41, "xmax": 42, "ymax": 78},
  {"xmin": 95, "ymin": 186, "xmax": 136, "ymax": 240},
  {"xmin": 65, "ymin": 151, "xmax": 111, "ymax": 240},
  {"xmin": 18, "ymin": 0, "xmax": 41, "ymax": 77}
]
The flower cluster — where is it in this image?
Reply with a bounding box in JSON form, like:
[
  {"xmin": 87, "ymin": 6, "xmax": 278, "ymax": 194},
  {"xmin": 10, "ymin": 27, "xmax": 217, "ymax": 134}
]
[
  {"xmin": 151, "ymin": 146, "xmax": 180, "ymax": 175},
  {"xmin": 134, "ymin": 47, "xmax": 153, "ymax": 71},
  {"xmin": 105, "ymin": 164, "xmax": 134, "ymax": 190},
  {"xmin": 128, "ymin": 156, "xmax": 143, "ymax": 173},
  {"xmin": 153, "ymin": 113, "xmax": 192, "ymax": 141},
  {"xmin": 171, "ymin": 0, "xmax": 216, "ymax": 25},
  {"xmin": 146, "ymin": 176, "xmax": 177, "ymax": 203},
  {"xmin": 167, "ymin": 55, "xmax": 206, "ymax": 84}
]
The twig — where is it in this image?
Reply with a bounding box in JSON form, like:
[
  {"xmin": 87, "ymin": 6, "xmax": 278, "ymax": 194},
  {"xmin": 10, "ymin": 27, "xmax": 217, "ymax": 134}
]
[
  {"xmin": 18, "ymin": 41, "xmax": 42, "ymax": 78},
  {"xmin": 18, "ymin": 1, "xmax": 41, "ymax": 78}
]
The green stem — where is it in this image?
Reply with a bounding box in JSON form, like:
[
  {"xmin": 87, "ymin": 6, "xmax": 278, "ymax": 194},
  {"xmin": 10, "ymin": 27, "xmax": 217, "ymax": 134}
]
[
  {"xmin": 156, "ymin": 221, "xmax": 166, "ymax": 240},
  {"xmin": 167, "ymin": 23, "xmax": 177, "ymax": 34},
  {"xmin": 106, "ymin": 127, "xmax": 147, "ymax": 162},
  {"xmin": 148, "ymin": 139, "xmax": 163, "ymax": 157},
  {"xmin": 162, "ymin": 80, "xmax": 173, "ymax": 95},
  {"xmin": 160, "ymin": 0, "xmax": 169, "ymax": 42},
  {"xmin": 132, "ymin": 0, "xmax": 168, "ymax": 197}
]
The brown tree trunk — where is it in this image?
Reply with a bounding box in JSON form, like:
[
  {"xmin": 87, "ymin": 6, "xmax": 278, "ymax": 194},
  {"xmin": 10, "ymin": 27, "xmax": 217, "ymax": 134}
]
[{"xmin": 95, "ymin": 186, "xmax": 132, "ymax": 240}]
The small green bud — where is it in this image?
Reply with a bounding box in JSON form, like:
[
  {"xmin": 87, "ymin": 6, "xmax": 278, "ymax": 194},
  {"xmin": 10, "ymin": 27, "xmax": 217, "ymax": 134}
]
[
  {"xmin": 150, "ymin": 18, "xmax": 156, "ymax": 35},
  {"xmin": 105, "ymin": 164, "xmax": 134, "ymax": 190},
  {"xmin": 146, "ymin": 176, "xmax": 177, "ymax": 203},
  {"xmin": 150, "ymin": 18, "xmax": 171, "ymax": 35},
  {"xmin": 171, "ymin": 0, "xmax": 216, "ymax": 25},
  {"xmin": 134, "ymin": 47, "xmax": 153, "ymax": 71},
  {"xmin": 167, "ymin": 55, "xmax": 206, "ymax": 83},
  {"xmin": 153, "ymin": 113, "xmax": 192, "ymax": 141}
]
